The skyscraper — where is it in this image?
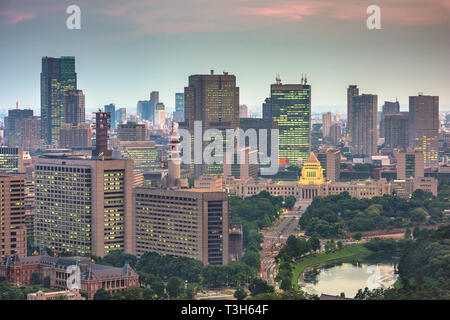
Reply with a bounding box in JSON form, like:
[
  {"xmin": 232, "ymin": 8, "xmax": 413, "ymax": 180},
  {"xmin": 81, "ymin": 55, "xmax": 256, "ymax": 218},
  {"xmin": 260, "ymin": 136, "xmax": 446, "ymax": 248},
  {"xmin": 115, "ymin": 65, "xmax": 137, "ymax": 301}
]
[
  {"xmin": 104, "ymin": 104, "xmax": 116, "ymax": 128},
  {"xmin": 175, "ymin": 93, "xmax": 184, "ymax": 113},
  {"xmin": 322, "ymin": 112, "xmax": 332, "ymax": 137},
  {"xmin": 63, "ymin": 89, "xmax": 85, "ymax": 125},
  {"xmin": 383, "ymin": 112, "xmax": 409, "ymax": 150},
  {"xmin": 0, "ymin": 174, "xmax": 26, "ymax": 258},
  {"xmin": 40, "ymin": 56, "xmax": 77, "ymax": 144},
  {"xmin": 34, "ymin": 112, "xmax": 134, "ymax": 257},
  {"xmin": 182, "ymin": 71, "xmax": 240, "ymax": 177},
  {"xmin": 380, "ymin": 100, "xmax": 400, "ymax": 138},
  {"xmin": 270, "ymin": 76, "xmax": 311, "ymax": 165},
  {"xmin": 6, "ymin": 109, "xmax": 33, "ymax": 145},
  {"xmin": 147, "ymin": 91, "xmax": 159, "ymax": 123},
  {"xmin": 409, "ymin": 94, "xmax": 439, "ymax": 169},
  {"xmin": 347, "ymin": 85, "xmax": 359, "ymax": 138},
  {"xmin": 351, "ymin": 94, "xmax": 378, "ymax": 156},
  {"xmin": 239, "ymin": 104, "xmax": 248, "ymax": 118}
]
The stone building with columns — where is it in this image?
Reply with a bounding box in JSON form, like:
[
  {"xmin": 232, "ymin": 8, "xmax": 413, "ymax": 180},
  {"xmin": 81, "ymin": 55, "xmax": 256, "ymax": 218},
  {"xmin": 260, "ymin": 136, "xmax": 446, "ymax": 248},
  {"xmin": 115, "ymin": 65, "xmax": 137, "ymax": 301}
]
[{"xmin": 233, "ymin": 152, "xmax": 435, "ymax": 201}]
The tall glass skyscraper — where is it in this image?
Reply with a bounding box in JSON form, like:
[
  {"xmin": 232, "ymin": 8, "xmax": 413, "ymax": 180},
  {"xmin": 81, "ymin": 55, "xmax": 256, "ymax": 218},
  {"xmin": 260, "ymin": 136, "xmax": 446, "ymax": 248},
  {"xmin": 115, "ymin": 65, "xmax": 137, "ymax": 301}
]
[
  {"xmin": 175, "ymin": 93, "xmax": 184, "ymax": 112},
  {"xmin": 269, "ymin": 79, "xmax": 311, "ymax": 166},
  {"xmin": 40, "ymin": 56, "xmax": 77, "ymax": 144}
]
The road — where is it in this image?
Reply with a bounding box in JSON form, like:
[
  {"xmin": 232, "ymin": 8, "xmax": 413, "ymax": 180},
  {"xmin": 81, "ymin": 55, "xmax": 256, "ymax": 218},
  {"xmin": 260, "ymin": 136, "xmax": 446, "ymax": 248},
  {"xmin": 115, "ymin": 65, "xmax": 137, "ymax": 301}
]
[{"xmin": 259, "ymin": 201, "xmax": 310, "ymax": 287}]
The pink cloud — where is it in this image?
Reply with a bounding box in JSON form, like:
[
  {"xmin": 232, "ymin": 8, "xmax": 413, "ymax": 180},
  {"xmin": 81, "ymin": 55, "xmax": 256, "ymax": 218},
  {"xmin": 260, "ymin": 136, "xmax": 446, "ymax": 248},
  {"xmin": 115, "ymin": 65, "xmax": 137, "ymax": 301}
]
[{"xmin": 0, "ymin": 10, "xmax": 36, "ymax": 24}]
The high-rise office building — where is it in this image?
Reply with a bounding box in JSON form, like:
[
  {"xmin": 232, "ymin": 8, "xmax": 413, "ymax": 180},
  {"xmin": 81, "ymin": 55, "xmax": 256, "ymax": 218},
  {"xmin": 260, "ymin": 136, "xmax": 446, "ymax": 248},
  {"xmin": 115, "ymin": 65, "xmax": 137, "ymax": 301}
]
[
  {"xmin": 133, "ymin": 188, "xmax": 229, "ymax": 265},
  {"xmin": 0, "ymin": 147, "xmax": 24, "ymax": 173},
  {"xmin": 148, "ymin": 91, "xmax": 159, "ymax": 123},
  {"xmin": 58, "ymin": 123, "xmax": 92, "ymax": 149},
  {"xmin": 116, "ymin": 108, "xmax": 127, "ymax": 125},
  {"xmin": 383, "ymin": 112, "xmax": 409, "ymax": 150},
  {"xmin": 351, "ymin": 94, "xmax": 378, "ymax": 156},
  {"xmin": 239, "ymin": 104, "xmax": 248, "ymax": 118},
  {"xmin": 6, "ymin": 109, "xmax": 33, "ymax": 148},
  {"xmin": 396, "ymin": 149, "xmax": 425, "ymax": 179},
  {"xmin": 137, "ymin": 100, "xmax": 150, "ymax": 120},
  {"xmin": 409, "ymin": 94, "xmax": 439, "ymax": 169},
  {"xmin": 347, "ymin": 85, "xmax": 359, "ymax": 137},
  {"xmin": 380, "ymin": 100, "xmax": 400, "ymax": 138},
  {"xmin": 104, "ymin": 104, "xmax": 116, "ymax": 128},
  {"xmin": 113, "ymin": 141, "xmax": 161, "ymax": 174},
  {"xmin": 34, "ymin": 112, "xmax": 134, "ymax": 257},
  {"xmin": 175, "ymin": 93, "xmax": 184, "ymax": 113},
  {"xmin": 41, "ymin": 56, "xmax": 77, "ymax": 144},
  {"xmin": 64, "ymin": 89, "xmax": 85, "ymax": 125},
  {"xmin": 182, "ymin": 71, "xmax": 240, "ymax": 177},
  {"xmin": 0, "ymin": 174, "xmax": 26, "ymax": 258},
  {"xmin": 270, "ymin": 76, "xmax": 311, "ymax": 165},
  {"xmin": 315, "ymin": 149, "xmax": 340, "ymax": 181},
  {"xmin": 330, "ymin": 123, "xmax": 342, "ymax": 146},
  {"xmin": 322, "ymin": 112, "xmax": 332, "ymax": 137},
  {"xmin": 117, "ymin": 122, "xmax": 147, "ymax": 142}
]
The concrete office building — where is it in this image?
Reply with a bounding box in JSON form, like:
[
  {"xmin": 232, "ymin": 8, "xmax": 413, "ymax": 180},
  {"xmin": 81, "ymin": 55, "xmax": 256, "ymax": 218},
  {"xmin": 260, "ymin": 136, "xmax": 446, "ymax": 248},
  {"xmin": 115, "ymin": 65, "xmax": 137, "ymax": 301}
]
[
  {"xmin": 58, "ymin": 123, "xmax": 92, "ymax": 149},
  {"xmin": 117, "ymin": 122, "xmax": 147, "ymax": 142},
  {"xmin": 34, "ymin": 112, "xmax": 134, "ymax": 257},
  {"xmin": 409, "ymin": 94, "xmax": 439, "ymax": 169},
  {"xmin": 63, "ymin": 89, "xmax": 85, "ymax": 125},
  {"xmin": 315, "ymin": 148, "xmax": 340, "ymax": 181},
  {"xmin": 181, "ymin": 71, "xmax": 240, "ymax": 177},
  {"xmin": 0, "ymin": 147, "xmax": 24, "ymax": 173},
  {"xmin": 383, "ymin": 112, "xmax": 409, "ymax": 151},
  {"xmin": 322, "ymin": 112, "xmax": 332, "ymax": 137},
  {"xmin": 133, "ymin": 188, "xmax": 230, "ymax": 265},
  {"xmin": 0, "ymin": 174, "xmax": 27, "ymax": 259},
  {"xmin": 351, "ymin": 94, "xmax": 378, "ymax": 156},
  {"xmin": 396, "ymin": 149, "xmax": 425, "ymax": 180},
  {"xmin": 347, "ymin": 85, "xmax": 359, "ymax": 138}
]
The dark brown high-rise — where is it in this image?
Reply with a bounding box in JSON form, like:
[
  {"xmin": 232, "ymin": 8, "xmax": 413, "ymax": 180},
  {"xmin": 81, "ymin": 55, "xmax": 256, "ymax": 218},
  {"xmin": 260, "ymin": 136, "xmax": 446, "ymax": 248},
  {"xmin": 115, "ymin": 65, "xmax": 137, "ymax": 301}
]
[
  {"xmin": 93, "ymin": 111, "xmax": 112, "ymax": 159},
  {"xmin": 347, "ymin": 85, "xmax": 359, "ymax": 138},
  {"xmin": 182, "ymin": 71, "xmax": 239, "ymax": 177}
]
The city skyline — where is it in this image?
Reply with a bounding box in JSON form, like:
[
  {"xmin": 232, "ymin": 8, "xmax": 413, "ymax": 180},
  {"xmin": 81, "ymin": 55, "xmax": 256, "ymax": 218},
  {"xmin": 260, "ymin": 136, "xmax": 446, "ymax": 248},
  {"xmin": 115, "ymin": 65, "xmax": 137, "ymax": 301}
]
[{"xmin": 1, "ymin": 0, "xmax": 449, "ymax": 114}]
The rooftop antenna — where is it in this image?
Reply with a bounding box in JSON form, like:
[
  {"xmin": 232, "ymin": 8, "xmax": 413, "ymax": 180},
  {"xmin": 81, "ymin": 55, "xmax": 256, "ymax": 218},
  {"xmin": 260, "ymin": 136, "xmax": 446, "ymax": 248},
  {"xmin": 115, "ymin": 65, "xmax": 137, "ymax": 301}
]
[
  {"xmin": 276, "ymin": 73, "xmax": 281, "ymax": 85},
  {"xmin": 304, "ymin": 74, "xmax": 308, "ymax": 84},
  {"xmin": 16, "ymin": 101, "xmax": 19, "ymax": 110},
  {"xmin": 301, "ymin": 73, "xmax": 304, "ymax": 85}
]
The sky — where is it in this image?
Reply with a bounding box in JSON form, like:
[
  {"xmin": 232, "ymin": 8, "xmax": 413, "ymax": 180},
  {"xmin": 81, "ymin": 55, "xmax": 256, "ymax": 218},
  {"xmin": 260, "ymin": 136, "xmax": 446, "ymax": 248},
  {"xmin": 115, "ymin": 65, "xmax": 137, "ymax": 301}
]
[{"xmin": 0, "ymin": 0, "xmax": 449, "ymax": 116}]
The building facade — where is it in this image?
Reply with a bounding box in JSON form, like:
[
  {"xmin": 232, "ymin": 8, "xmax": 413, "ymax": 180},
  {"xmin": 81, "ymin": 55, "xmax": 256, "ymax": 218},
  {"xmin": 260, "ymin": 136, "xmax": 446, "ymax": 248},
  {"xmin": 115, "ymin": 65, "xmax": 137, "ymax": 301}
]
[
  {"xmin": 41, "ymin": 56, "xmax": 77, "ymax": 144},
  {"xmin": 351, "ymin": 94, "xmax": 378, "ymax": 156},
  {"xmin": 133, "ymin": 188, "xmax": 230, "ymax": 265},
  {"xmin": 34, "ymin": 154, "xmax": 134, "ymax": 257},
  {"xmin": 409, "ymin": 94, "xmax": 439, "ymax": 169},
  {"xmin": 0, "ymin": 174, "xmax": 26, "ymax": 259},
  {"xmin": 269, "ymin": 78, "xmax": 311, "ymax": 166}
]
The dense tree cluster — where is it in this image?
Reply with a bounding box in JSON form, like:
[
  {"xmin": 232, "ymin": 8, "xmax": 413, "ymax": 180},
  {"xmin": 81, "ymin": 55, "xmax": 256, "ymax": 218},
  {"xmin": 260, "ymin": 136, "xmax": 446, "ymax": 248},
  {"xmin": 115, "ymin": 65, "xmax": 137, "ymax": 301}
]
[
  {"xmin": 299, "ymin": 184, "xmax": 449, "ymax": 238},
  {"xmin": 274, "ymin": 235, "xmax": 321, "ymax": 291},
  {"xmin": 356, "ymin": 224, "xmax": 450, "ymax": 300}
]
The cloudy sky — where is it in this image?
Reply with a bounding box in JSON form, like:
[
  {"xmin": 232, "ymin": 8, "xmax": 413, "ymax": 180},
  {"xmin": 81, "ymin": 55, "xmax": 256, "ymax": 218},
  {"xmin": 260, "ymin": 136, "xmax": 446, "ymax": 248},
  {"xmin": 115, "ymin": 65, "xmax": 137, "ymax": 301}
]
[{"xmin": 0, "ymin": 0, "xmax": 449, "ymax": 115}]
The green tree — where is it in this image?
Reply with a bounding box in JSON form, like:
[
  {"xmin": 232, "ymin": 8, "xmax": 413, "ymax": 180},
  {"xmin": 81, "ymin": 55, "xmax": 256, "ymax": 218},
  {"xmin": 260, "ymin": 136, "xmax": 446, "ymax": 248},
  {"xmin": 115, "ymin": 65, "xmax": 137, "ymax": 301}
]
[
  {"xmin": 308, "ymin": 236, "xmax": 321, "ymax": 252},
  {"xmin": 233, "ymin": 286, "xmax": 247, "ymax": 300},
  {"xmin": 404, "ymin": 228, "xmax": 412, "ymax": 239},
  {"xmin": 93, "ymin": 288, "xmax": 112, "ymax": 300},
  {"xmin": 166, "ymin": 277, "xmax": 183, "ymax": 298},
  {"xmin": 31, "ymin": 272, "xmax": 40, "ymax": 285},
  {"xmin": 43, "ymin": 275, "xmax": 51, "ymax": 288},
  {"xmin": 353, "ymin": 232, "xmax": 362, "ymax": 241}
]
